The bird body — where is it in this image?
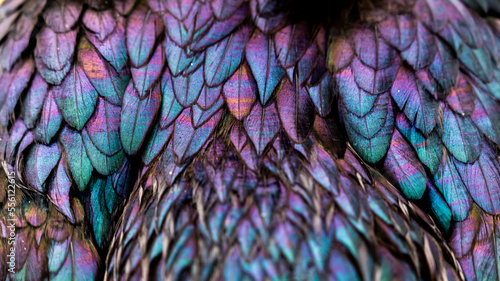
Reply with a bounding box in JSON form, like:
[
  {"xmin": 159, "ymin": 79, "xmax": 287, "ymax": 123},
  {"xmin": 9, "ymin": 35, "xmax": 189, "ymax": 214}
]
[{"xmin": 0, "ymin": 0, "xmax": 499, "ymax": 280}]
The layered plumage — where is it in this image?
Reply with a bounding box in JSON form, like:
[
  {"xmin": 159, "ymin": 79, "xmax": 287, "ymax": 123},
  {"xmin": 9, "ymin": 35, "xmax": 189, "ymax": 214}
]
[{"xmin": 0, "ymin": 0, "xmax": 499, "ymax": 280}]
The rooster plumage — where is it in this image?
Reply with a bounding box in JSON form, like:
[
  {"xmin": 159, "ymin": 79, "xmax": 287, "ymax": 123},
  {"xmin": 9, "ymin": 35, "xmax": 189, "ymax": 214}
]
[{"xmin": 0, "ymin": 0, "xmax": 499, "ymax": 280}]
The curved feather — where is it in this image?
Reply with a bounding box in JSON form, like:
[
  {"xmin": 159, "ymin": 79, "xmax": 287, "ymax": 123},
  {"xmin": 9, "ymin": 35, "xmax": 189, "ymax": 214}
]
[
  {"xmin": 21, "ymin": 73, "xmax": 48, "ymax": 129},
  {"xmin": 276, "ymin": 76, "xmax": 315, "ymax": 143},
  {"xmin": 82, "ymin": 129, "xmax": 125, "ymax": 175},
  {"xmin": 54, "ymin": 64, "xmax": 98, "ymax": 130},
  {"xmin": 86, "ymin": 15, "xmax": 128, "ymax": 73},
  {"xmin": 384, "ymin": 129, "xmax": 427, "ymax": 200},
  {"xmin": 344, "ymin": 93, "xmax": 394, "ymax": 163},
  {"xmin": 78, "ymin": 36, "xmax": 130, "ymax": 106},
  {"xmin": 454, "ymin": 141, "xmax": 500, "ymax": 215},
  {"xmin": 173, "ymin": 107, "xmax": 221, "ymax": 163},
  {"xmin": 442, "ymin": 106, "xmax": 481, "ymax": 163},
  {"xmin": 48, "ymin": 158, "xmax": 75, "ymax": 223},
  {"xmin": 83, "ymin": 9, "xmax": 116, "ymax": 42},
  {"xmin": 131, "ymin": 43, "xmax": 165, "ymax": 97},
  {"xmin": 245, "ymin": 29, "xmax": 285, "ymax": 105},
  {"xmin": 120, "ymin": 81, "xmax": 161, "ymax": 155},
  {"xmin": 172, "ymin": 64, "xmax": 204, "ymax": 107},
  {"xmin": 435, "ymin": 151, "xmax": 472, "ymax": 221},
  {"xmin": 391, "ymin": 65, "xmax": 439, "ymax": 135},
  {"xmin": 25, "ymin": 142, "xmax": 61, "ymax": 192},
  {"xmin": 42, "ymin": 0, "xmax": 82, "ymax": 33},
  {"xmin": 274, "ymin": 23, "xmax": 311, "ymax": 68},
  {"xmin": 159, "ymin": 70, "xmax": 184, "ymax": 128},
  {"xmin": 204, "ymin": 24, "xmax": 251, "ymax": 87},
  {"xmin": 126, "ymin": 5, "xmax": 162, "ymax": 67},
  {"xmin": 243, "ymin": 101, "xmax": 280, "ymax": 155},
  {"xmin": 86, "ymin": 97, "xmax": 122, "ymax": 156},
  {"xmin": 223, "ymin": 63, "xmax": 257, "ymax": 120},
  {"xmin": 59, "ymin": 126, "xmax": 93, "ymax": 191},
  {"xmin": 35, "ymin": 90, "xmax": 63, "ymax": 145}
]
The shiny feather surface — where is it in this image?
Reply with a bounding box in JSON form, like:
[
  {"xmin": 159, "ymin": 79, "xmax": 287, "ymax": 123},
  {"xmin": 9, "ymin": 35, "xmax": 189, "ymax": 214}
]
[{"xmin": 1, "ymin": 0, "xmax": 499, "ymax": 280}]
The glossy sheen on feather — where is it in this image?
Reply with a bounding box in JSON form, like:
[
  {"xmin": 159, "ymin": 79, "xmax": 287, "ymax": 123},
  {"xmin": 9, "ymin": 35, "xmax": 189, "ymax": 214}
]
[
  {"xmin": 3, "ymin": 0, "xmax": 500, "ymax": 280},
  {"xmin": 120, "ymin": 81, "xmax": 161, "ymax": 155}
]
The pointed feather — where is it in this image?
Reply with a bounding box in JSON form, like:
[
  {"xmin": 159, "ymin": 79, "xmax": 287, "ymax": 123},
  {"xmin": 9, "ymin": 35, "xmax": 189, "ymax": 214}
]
[
  {"xmin": 0, "ymin": 59, "xmax": 34, "ymax": 126},
  {"xmin": 54, "ymin": 64, "xmax": 98, "ymax": 130},
  {"xmin": 442, "ymin": 106, "xmax": 481, "ymax": 163},
  {"xmin": 172, "ymin": 65, "xmax": 204, "ymax": 107},
  {"xmin": 21, "ymin": 73, "xmax": 48, "ymax": 129},
  {"xmin": 244, "ymin": 101, "xmax": 280, "ymax": 155},
  {"xmin": 343, "ymin": 92, "xmax": 391, "ymax": 139},
  {"xmin": 163, "ymin": 36, "xmax": 193, "ymax": 77},
  {"xmin": 351, "ymin": 56, "xmax": 399, "ymax": 96},
  {"xmin": 345, "ymin": 94, "xmax": 394, "ymax": 163},
  {"xmin": 327, "ymin": 35, "xmax": 354, "ymax": 72},
  {"xmin": 35, "ymin": 90, "xmax": 62, "ymax": 145},
  {"xmin": 6, "ymin": 120, "xmax": 27, "ymax": 164},
  {"xmin": 25, "ymin": 142, "xmax": 61, "ymax": 192},
  {"xmin": 391, "ymin": 66, "xmax": 439, "ymax": 135},
  {"xmin": 384, "ymin": 129, "xmax": 427, "ymax": 199},
  {"xmin": 276, "ymin": 76, "xmax": 315, "ymax": 143},
  {"xmin": 197, "ymin": 84, "xmax": 222, "ymax": 110},
  {"xmin": 454, "ymin": 142, "xmax": 500, "ymax": 214},
  {"xmin": 424, "ymin": 181, "xmax": 452, "ymax": 232},
  {"xmin": 429, "ymin": 38, "xmax": 459, "ymax": 90},
  {"xmin": 204, "ymin": 24, "xmax": 251, "ymax": 87},
  {"xmin": 435, "ymin": 151, "xmax": 472, "ymax": 221},
  {"xmin": 223, "ymin": 63, "xmax": 257, "ymax": 120},
  {"xmin": 396, "ymin": 114, "xmax": 442, "ymax": 174},
  {"xmin": 59, "ymin": 126, "xmax": 93, "ymax": 191},
  {"xmin": 471, "ymin": 84, "xmax": 500, "ymax": 144},
  {"xmin": 210, "ymin": 0, "xmax": 244, "ymax": 20},
  {"xmin": 131, "ymin": 43, "xmax": 165, "ymax": 98},
  {"xmin": 126, "ymin": 5, "xmax": 162, "ymax": 67},
  {"xmin": 114, "ymin": 0, "xmax": 137, "ymax": 15},
  {"xmin": 458, "ymin": 43, "xmax": 494, "ymax": 84},
  {"xmin": 192, "ymin": 99, "xmax": 224, "ymax": 128},
  {"xmin": 35, "ymin": 27, "xmax": 77, "ymax": 75},
  {"xmin": 78, "ymin": 37, "xmax": 130, "ymax": 106},
  {"xmin": 447, "ymin": 73, "xmax": 475, "ymax": 116},
  {"xmin": 86, "ymin": 97, "xmax": 122, "ymax": 156},
  {"xmin": 82, "ymin": 129, "xmax": 125, "ymax": 175},
  {"xmin": 160, "ymin": 70, "xmax": 184, "ymax": 128},
  {"xmin": 162, "ymin": 6, "xmax": 196, "ymax": 47},
  {"xmin": 336, "ymin": 66, "xmax": 378, "ymax": 117},
  {"xmin": 88, "ymin": 177, "xmax": 112, "ymax": 248},
  {"xmin": 353, "ymin": 25, "xmax": 396, "ymax": 69},
  {"xmin": 274, "ymin": 23, "xmax": 311, "ymax": 68},
  {"xmin": 42, "ymin": 0, "xmax": 82, "ymax": 33},
  {"xmin": 86, "ymin": 15, "xmax": 128, "ymax": 72},
  {"xmin": 191, "ymin": 4, "xmax": 248, "ymax": 50},
  {"xmin": 0, "ymin": 16, "xmax": 36, "ymax": 71},
  {"xmin": 401, "ymin": 22, "xmax": 436, "ymax": 69},
  {"xmin": 173, "ymin": 107, "xmax": 221, "ymax": 163},
  {"xmin": 49, "ymin": 159, "xmax": 75, "ymax": 223},
  {"xmin": 446, "ymin": 0, "xmax": 482, "ymax": 49},
  {"xmin": 245, "ymin": 29, "xmax": 285, "ymax": 105},
  {"xmin": 378, "ymin": 14, "xmax": 416, "ymax": 51},
  {"xmin": 306, "ymin": 72, "xmax": 334, "ymax": 117},
  {"xmin": 120, "ymin": 82, "xmax": 161, "ymax": 155},
  {"xmin": 141, "ymin": 123, "xmax": 173, "ymax": 166},
  {"xmin": 83, "ymin": 9, "xmax": 116, "ymax": 41}
]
